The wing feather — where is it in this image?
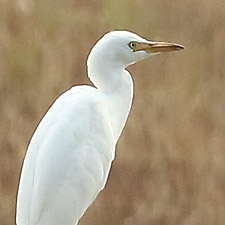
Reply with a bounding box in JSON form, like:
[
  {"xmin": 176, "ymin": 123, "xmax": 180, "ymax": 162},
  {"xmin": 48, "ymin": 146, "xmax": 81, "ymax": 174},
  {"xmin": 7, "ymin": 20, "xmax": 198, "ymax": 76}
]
[{"xmin": 17, "ymin": 86, "xmax": 115, "ymax": 225}]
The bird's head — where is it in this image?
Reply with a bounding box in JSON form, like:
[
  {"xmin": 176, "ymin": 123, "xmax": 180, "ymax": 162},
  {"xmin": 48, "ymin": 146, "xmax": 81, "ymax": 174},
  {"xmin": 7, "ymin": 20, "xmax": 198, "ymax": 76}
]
[
  {"xmin": 87, "ymin": 30, "xmax": 184, "ymax": 69},
  {"xmin": 87, "ymin": 30, "xmax": 184, "ymax": 90}
]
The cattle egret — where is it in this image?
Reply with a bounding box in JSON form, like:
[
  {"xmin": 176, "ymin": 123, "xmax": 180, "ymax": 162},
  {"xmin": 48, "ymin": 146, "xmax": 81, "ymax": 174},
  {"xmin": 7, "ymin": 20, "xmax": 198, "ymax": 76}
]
[{"xmin": 16, "ymin": 31, "xmax": 184, "ymax": 225}]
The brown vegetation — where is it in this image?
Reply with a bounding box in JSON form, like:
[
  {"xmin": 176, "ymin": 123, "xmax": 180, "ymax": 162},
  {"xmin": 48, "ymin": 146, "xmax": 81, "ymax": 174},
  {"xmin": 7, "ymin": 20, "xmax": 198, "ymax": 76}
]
[{"xmin": 1, "ymin": 0, "xmax": 225, "ymax": 224}]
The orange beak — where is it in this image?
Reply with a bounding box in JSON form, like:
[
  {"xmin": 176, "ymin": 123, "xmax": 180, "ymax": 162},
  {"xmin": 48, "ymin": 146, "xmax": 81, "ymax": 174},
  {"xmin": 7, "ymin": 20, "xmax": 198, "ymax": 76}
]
[{"xmin": 133, "ymin": 41, "xmax": 184, "ymax": 53}]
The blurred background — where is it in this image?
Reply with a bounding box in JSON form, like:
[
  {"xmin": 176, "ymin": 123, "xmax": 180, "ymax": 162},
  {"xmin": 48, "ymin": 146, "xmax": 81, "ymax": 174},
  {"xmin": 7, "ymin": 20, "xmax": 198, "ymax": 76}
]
[{"xmin": 1, "ymin": 0, "xmax": 225, "ymax": 224}]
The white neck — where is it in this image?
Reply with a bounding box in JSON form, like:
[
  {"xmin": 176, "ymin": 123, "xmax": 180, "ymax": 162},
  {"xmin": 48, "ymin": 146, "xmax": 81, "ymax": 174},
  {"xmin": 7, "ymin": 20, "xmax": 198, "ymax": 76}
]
[
  {"xmin": 88, "ymin": 60, "xmax": 134, "ymax": 142},
  {"xmin": 103, "ymin": 69, "xmax": 133, "ymax": 142}
]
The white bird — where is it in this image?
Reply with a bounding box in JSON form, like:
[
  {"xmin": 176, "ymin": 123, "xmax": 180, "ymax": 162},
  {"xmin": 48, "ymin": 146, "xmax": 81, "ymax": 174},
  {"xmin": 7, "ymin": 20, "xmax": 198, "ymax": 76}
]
[{"xmin": 16, "ymin": 31, "xmax": 184, "ymax": 225}]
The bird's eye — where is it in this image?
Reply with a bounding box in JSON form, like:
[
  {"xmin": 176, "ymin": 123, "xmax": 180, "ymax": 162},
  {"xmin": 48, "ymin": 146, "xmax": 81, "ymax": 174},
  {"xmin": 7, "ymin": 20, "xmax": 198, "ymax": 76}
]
[{"xmin": 128, "ymin": 42, "xmax": 136, "ymax": 50}]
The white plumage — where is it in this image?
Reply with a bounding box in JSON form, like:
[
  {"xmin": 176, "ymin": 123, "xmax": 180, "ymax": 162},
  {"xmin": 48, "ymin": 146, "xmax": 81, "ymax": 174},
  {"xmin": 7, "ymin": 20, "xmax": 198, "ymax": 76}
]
[{"xmin": 16, "ymin": 31, "xmax": 183, "ymax": 225}]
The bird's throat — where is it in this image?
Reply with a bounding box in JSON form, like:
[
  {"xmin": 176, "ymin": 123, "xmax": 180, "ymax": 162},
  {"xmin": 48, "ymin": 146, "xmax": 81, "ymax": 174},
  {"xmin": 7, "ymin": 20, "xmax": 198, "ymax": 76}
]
[{"xmin": 102, "ymin": 69, "xmax": 134, "ymax": 142}]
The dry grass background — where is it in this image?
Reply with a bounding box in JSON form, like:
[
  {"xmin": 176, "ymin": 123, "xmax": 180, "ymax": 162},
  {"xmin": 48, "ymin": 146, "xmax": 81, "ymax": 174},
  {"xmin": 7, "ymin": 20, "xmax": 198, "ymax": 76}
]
[{"xmin": 1, "ymin": 0, "xmax": 225, "ymax": 224}]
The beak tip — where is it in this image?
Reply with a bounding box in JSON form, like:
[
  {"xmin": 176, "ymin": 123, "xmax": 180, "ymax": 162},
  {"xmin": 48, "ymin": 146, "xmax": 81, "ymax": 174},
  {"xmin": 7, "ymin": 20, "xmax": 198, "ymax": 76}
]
[{"xmin": 175, "ymin": 44, "xmax": 185, "ymax": 50}]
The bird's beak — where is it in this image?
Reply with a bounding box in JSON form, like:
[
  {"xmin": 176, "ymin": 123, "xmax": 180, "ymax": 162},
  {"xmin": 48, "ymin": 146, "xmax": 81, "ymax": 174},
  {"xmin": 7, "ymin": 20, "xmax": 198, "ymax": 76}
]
[{"xmin": 134, "ymin": 41, "xmax": 184, "ymax": 53}]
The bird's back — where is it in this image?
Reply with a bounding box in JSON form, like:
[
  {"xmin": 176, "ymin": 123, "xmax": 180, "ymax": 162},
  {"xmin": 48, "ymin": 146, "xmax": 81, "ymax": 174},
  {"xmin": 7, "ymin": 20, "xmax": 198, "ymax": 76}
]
[{"xmin": 16, "ymin": 85, "xmax": 115, "ymax": 225}]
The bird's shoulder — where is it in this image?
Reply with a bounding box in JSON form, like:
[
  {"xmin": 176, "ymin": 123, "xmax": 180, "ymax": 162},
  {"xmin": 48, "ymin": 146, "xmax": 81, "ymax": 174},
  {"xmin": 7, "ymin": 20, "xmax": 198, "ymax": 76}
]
[
  {"xmin": 52, "ymin": 85, "xmax": 107, "ymax": 116},
  {"xmin": 30, "ymin": 86, "xmax": 113, "ymax": 152}
]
